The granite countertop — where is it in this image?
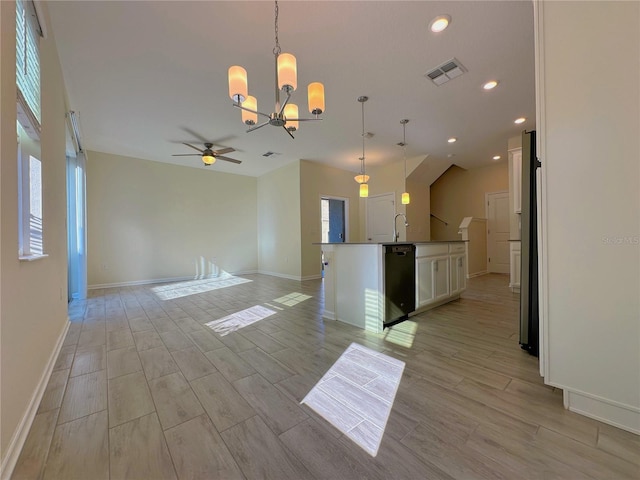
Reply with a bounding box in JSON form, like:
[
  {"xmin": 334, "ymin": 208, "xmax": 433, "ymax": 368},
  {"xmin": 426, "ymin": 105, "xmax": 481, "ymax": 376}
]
[{"xmin": 314, "ymin": 240, "xmax": 466, "ymax": 245}]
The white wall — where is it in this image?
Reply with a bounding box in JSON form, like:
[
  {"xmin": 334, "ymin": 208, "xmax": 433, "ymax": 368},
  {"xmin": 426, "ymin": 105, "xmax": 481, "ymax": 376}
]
[
  {"xmin": 86, "ymin": 151, "xmax": 258, "ymax": 286},
  {"xmin": 1, "ymin": 1, "xmax": 70, "ymax": 472},
  {"xmin": 538, "ymin": 0, "xmax": 639, "ymax": 432},
  {"xmin": 299, "ymin": 160, "xmax": 361, "ymax": 279},
  {"xmin": 257, "ymin": 161, "xmax": 302, "ymax": 279}
]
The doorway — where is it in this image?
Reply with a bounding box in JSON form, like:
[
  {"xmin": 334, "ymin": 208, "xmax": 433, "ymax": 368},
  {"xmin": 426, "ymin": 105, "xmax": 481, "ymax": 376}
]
[
  {"xmin": 486, "ymin": 191, "xmax": 510, "ymax": 273},
  {"xmin": 321, "ymin": 196, "xmax": 348, "ymax": 243}
]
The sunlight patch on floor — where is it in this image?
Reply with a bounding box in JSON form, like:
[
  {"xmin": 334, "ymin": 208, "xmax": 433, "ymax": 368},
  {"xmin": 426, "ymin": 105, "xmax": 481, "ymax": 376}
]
[
  {"xmin": 301, "ymin": 343, "xmax": 405, "ymax": 457},
  {"xmin": 383, "ymin": 320, "xmax": 418, "ymax": 348},
  {"xmin": 205, "ymin": 305, "xmax": 276, "ymax": 336},
  {"xmin": 151, "ymin": 273, "xmax": 251, "ymax": 301},
  {"xmin": 273, "ymin": 292, "xmax": 312, "ymax": 307}
]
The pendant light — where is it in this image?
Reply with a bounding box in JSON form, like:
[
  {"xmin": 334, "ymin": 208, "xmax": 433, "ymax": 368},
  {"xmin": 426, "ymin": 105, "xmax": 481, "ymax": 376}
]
[
  {"xmin": 400, "ymin": 119, "xmax": 410, "ymax": 204},
  {"xmin": 356, "ymin": 96, "xmax": 369, "ymax": 197}
]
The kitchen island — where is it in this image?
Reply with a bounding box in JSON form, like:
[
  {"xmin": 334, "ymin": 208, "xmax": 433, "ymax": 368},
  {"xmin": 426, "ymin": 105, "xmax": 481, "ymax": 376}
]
[{"xmin": 319, "ymin": 241, "xmax": 466, "ymax": 333}]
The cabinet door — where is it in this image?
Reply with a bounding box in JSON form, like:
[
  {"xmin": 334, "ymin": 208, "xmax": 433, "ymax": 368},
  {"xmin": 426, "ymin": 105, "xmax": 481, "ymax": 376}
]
[
  {"xmin": 416, "ymin": 257, "xmax": 435, "ymax": 308},
  {"xmin": 511, "ymin": 149, "xmax": 522, "ymax": 214},
  {"xmin": 433, "ymin": 256, "xmax": 450, "ymax": 301},
  {"xmin": 510, "ymin": 242, "xmax": 521, "ymax": 291},
  {"xmin": 450, "ymin": 254, "xmax": 466, "ymax": 295}
]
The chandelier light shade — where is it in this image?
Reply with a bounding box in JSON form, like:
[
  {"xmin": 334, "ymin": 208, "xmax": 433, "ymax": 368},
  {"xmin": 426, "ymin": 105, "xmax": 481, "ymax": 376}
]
[
  {"xmin": 308, "ymin": 82, "xmax": 325, "ymax": 114},
  {"xmin": 284, "ymin": 103, "xmax": 299, "ymax": 131},
  {"xmin": 227, "ymin": 1, "xmax": 325, "ymax": 139},
  {"xmin": 228, "ymin": 66, "xmax": 248, "ymax": 103},
  {"xmin": 242, "ymin": 96, "xmax": 257, "ymax": 125},
  {"xmin": 400, "ymin": 119, "xmax": 410, "ymax": 205},
  {"xmin": 277, "ymin": 53, "xmax": 297, "ymax": 91},
  {"xmin": 360, "ymin": 183, "xmax": 369, "ymax": 198}
]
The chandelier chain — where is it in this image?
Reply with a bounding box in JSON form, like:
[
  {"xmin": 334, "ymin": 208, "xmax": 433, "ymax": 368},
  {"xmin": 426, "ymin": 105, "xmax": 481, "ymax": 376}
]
[{"xmin": 273, "ymin": 1, "xmax": 281, "ymax": 56}]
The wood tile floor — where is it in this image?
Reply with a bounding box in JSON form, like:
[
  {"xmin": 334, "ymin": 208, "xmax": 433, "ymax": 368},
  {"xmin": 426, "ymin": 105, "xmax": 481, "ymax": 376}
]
[{"xmin": 12, "ymin": 273, "xmax": 640, "ymax": 479}]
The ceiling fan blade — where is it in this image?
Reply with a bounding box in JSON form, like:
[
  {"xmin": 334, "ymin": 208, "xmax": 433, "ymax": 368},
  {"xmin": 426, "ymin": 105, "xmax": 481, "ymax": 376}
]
[
  {"xmin": 172, "ymin": 154, "xmax": 201, "ymax": 157},
  {"xmin": 183, "ymin": 142, "xmax": 204, "ymax": 153},
  {"xmin": 216, "ymin": 155, "xmax": 242, "ymax": 164},
  {"xmin": 246, "ymin": 121, "xmax": 270, "ymax": 133},
  {"xmin": 213, "ymin": 147, "xmax": 235, "ymax": 155},
  {"xmin": 292, "ymin": 118, "xmax": 322, "ymax": 122},
  {"xmin": 283, "ymin": 125, "xmax": 295, "ymax": 139},
  {"xmin": 180, "ymin": 127, "xmax": 209, "ymax": 144}
]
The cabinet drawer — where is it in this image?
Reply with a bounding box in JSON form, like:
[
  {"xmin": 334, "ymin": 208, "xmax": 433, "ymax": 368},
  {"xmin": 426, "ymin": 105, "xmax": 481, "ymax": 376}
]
[
  {"xmin": 449, "ymin": 243, "xmax": 465, "ymax": 253},
  {"xmin": 416, "ymin": 244, "xmax": 448, "ymax": 257}
]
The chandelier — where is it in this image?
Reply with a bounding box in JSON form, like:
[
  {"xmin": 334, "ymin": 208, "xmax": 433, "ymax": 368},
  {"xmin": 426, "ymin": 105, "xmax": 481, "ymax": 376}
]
[
  {"xmin": 227, "ymin": 1, "xmax": 325, "ymax": 139},
  {"xmin": 399, "ymin": 119, "xmax": 410, "ymax": 204},
  {"xmin": 355, "ymin": 96, "xmax": 369, "ymax": 198}
]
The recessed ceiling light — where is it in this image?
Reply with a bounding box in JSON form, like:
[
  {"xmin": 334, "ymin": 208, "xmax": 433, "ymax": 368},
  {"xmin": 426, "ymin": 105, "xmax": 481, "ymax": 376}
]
[
  {"xmin": 514, "ymin": 117, "xmax": 526, "ymax": 124},
  {"xmin": 483, "ymin": 80, "xmax": 499, "ymax": 90},
  {"xmin": 493, "ymin": 155, "xmax": 501, "ymax": 160},
  {"xmin": 447, "ymin": 153, "xmax": 455, "ymax": 158},
  {"xmin": 447, "ymin": 137, "xmax": 457, "ymax": 143},
  {"xmin": 430, "ymin": 15, "xmax": 451, "ymax": 33}
]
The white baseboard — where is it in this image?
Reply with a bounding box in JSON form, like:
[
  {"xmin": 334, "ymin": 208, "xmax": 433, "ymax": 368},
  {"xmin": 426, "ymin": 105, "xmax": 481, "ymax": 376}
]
[
  {"xmin": 1, "ymin": 319, "xmax": 70, "ymax": 480},
  {"xmin": 323, "ymin": 310, "xmax": 337, "ymax": 321},
  {"xmin": 88, "ymin": 270, "xmax": 259, "ymax": 290},
  {"xmin": 563, "ymin": 388, "xmax": 640, "ymax": 435},
  {"xmin": 467, "ymin": 270, "xmax": 488, "ymax": 279},
  {"xmin": 301, "ymin": 274, "xmax": 322, "ymax": 281},
  {"xmin": 257, "ymin": 270, "xmax": 301, "ymax": 281}
]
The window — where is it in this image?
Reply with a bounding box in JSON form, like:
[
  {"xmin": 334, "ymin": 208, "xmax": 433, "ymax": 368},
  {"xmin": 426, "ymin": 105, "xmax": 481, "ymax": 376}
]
[{"xmin": 16, "ymin": 0, "xmax": 44, "ymax": 259}]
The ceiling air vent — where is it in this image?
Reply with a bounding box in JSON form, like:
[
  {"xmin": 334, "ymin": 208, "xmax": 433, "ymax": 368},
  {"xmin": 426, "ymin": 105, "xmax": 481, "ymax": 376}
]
[
  {"xmin": 424, "ymin": 58, "xmax": 466, "ymax": 86},
  {"xmin": 262, "ymin": 151, "xmax": 277, "ymax": 157}
]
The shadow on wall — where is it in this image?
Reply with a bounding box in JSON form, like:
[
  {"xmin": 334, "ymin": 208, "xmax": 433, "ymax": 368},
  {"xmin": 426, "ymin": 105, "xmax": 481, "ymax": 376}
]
[{"xmin": 195, "ymin": 256, "xmax": 220, "ymax": 279}]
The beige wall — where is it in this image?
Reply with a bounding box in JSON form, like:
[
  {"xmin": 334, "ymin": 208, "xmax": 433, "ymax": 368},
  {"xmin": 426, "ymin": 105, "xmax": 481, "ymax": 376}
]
[
  {"xmin": 299, "ymin": 160, "xmax": 361, "ymax": 279},
  {"xmin": 405, "ymin": 176, "xmax": 430, "ymax": 242},
  {"xmin": 86, "ymin": 151, "xmax": 257, "ymax": 286},
  {"xmin": 430, "ymin": 162, "xmax": 509, "ymax": 240},
  {"xmin": 539, "ymin": 0, "xmax": 639, "ymax": 429},
  {"xmin": 257, "ymin": 161, "xmax": 301, "ymax": 278},
  {"xmin": 1, "ymin": 1, "xmax": 70, "ymax": 467}
]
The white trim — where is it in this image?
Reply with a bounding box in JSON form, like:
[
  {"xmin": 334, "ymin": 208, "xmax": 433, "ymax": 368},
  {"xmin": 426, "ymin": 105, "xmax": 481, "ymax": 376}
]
[
  {"xmin": 563, "ymin": 388, "xmax": 640, "ymax": 435},
  {"xmin": 88, "ymin": 270, "xmax": 259, "ymax": 290},
  {"xmin": 301, "ymin": 274, "xmax": 322, "ymax": 281},
  {"xmin": 256, "ymin": 270, "xmax": 301, "ymax": 281},
  {"xmin": 0, "ymin": 319, "xmax": 70, "ymax": 480},
  {"xmin": 18, "ymin": 253, "xmax": 48, "ymax": 262},
  {"xmin": 467, "ymin": 270, "xmax": 488, "ymax": 279},
  {"xmin": 533, "ymin": 0, "xmax": 550, "ymax": 382}
]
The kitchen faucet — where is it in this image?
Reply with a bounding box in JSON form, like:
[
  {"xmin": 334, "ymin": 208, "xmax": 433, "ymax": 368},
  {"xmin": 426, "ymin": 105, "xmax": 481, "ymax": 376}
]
[{"xmin": 393, "ymin": 213, "xmax": 409, "ymax": 242}]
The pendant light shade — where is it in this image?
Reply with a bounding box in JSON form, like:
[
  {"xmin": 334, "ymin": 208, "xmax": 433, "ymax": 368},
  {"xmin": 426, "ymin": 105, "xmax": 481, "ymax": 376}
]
[
  {"xmin": 354, "ymin": 174, "xmax": 370, "ymax": 184},
  {"xmin": 284, "ymin": 103, "xmax": 299, "ymax": 131},
  {"xmin": 228, "ymin": 66, "xmax": 248, "ymax": 103},
  {"xmin": 202, "ymin": 154, "xmax": 216, "ymax": 166},
  {"xmin": 241, "ymin": 96, "xmax": 257, "ymax": 125},
  {"xmin": 308, "ymin": 82, "xmax": 325, "ymax": 114},
  {"xmin": 400, "ymin": 119, "xmax": 410, "ymax": 205},
  {"xmin": 277, "ymin": 53, "xmax": 297, "ymax": 91},
  {"xmin": 359, "ymin": 183, "xmax": 369, "ymax": 198},
  {"xmin": 402, "ymin": 192, "xmax": 410, "ymax": 204}
]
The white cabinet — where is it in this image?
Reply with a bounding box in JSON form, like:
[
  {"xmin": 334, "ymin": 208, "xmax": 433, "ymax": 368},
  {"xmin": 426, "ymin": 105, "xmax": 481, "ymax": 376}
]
[
  {"xmin": 416, "ymin": 257, "xmax": 435, "ymax": 307},
  {"xmin": 509, "ymin": 241, "xmax": 521, "ymax": 292},
  {"xmin": 415, "ymin": 242, "xmax": 463, "ymax": 311},
  {"xmin": 450, "ymin": 253, "xmax": 466, "ymax": 295},
  {"xmin": 510, "ymin": 148, "xmax": 522, "ymax": 214}
]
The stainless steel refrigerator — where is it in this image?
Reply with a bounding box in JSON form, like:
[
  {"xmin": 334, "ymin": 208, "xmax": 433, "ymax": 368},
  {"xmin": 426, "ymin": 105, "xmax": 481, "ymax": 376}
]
[{"xmin": 519, "ymin": 130, "xmax": 540, "ymax": 356}]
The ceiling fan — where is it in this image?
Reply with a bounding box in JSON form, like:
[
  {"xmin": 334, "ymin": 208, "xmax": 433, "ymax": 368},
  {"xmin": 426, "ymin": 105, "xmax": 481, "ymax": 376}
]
[{"xmin": 172, "ymin": 142, "xmax": 241, "ymax": 166}]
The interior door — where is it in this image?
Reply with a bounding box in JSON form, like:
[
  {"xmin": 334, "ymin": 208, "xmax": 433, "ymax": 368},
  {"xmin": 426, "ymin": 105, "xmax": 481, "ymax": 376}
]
[
  {"xmin": 487, "ymin": 191, "xmax": 510, "ymax": 273},
  {"xmin": 328, "ymin": 199, "xmax": 345, "ymax": 242},
  {"xmin": 366, "ymin": 193, "xmax": 395, "ymax": 243}
]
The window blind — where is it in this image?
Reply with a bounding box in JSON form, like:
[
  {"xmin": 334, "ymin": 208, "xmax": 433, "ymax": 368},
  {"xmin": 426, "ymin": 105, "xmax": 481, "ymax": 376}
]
[{"xmin": 16, "ymin": 0, "xmax": 41, "ymax": 131}]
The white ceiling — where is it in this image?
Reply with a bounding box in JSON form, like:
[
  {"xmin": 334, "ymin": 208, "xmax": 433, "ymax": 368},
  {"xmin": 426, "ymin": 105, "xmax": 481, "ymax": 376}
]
[{"xmin": 47, "ymin": 1, "xmax": 535, "ymax": 177}]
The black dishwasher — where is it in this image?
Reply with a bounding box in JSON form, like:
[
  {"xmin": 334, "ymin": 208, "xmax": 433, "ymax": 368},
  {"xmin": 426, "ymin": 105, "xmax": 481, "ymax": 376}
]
[{"xmin": 384, "ymin": 244, "xmax": 416, "ymax": 328}]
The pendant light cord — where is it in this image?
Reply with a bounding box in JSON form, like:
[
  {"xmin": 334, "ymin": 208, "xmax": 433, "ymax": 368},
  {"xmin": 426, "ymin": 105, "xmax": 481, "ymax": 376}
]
[
  {"xmin": 361, "ymin": 99, "xmax": 366, "ymax": 175},
  {"xmin": 403, "ymin": 121, "xmax": 407, "ymax": 179}
]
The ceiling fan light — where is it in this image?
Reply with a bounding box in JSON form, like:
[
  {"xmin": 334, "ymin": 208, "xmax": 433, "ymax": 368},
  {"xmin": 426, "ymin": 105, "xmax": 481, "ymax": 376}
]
[
  {"xmin": 359, "ymin": 183, "xmax": 369, "ymax": 198},
  {"xmin": 402, "ymin": 192, "xmax": 410, "ymax": 205},
  {"xmin": 242, "ymin": 95, "xmax": 258, "ymax": 125},
  {"xmin": 202, "ymin": 154, "xmax": 216, "ymax": 166},
  {"xmin": 228, "ymin": 66, "xmax": 248, "ymax": 103},
  {"xmin": 277, "ymin": 53, "xmax": 297, "ymax": 92},
  {"xmin": 308, "ymin": 82, "xmax": 325, "ymax": 114},
  {"xmin": 354, "ymin": 174, "xmax": 370, "ymax": 184},
  {"xmin": 284, "ymin": 103, "xmax": 299, "ymax": 131}
]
